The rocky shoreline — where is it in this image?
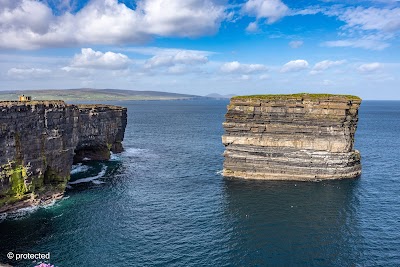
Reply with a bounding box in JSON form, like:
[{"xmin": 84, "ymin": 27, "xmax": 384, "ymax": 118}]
[{"xmin": 222, "ymin": 94, "xmax": 362, "ymax": 180}]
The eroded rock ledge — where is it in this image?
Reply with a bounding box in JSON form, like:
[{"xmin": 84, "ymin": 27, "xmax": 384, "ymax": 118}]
[
  {"xmin": 222, "ymin": 93, "xmax": 362, "ymax": 181},
  {"xmin": 0, "ymin": 101, "xmax": 127, "ymax": 213}
]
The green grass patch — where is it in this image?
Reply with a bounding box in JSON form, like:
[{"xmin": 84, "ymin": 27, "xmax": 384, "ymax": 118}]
[{"xmin": 231, "ymin": 93, "xmax": 361, "ymax": 101}]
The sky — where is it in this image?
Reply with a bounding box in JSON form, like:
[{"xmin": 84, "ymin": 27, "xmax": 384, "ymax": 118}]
[{"xmin": 0, "ymin": 0, "xmax": 399, "ymax": 99}]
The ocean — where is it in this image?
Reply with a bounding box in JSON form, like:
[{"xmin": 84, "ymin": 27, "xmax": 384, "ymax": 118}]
[{"xmin": 0, "ymin": 100, "xmax": 399, "ymax": 266}]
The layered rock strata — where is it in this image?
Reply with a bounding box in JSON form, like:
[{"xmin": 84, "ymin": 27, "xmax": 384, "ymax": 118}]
[
  {"xmin": 222, "ymin": 94, "xmax": 362, "ymax": 180},
  {"xmin": 0, "ymin": 101, "xmax": 127, "ymax": 213},
  {"xmin": 74, "ymin": 104, "xmax": 127, "ymax": 162}
]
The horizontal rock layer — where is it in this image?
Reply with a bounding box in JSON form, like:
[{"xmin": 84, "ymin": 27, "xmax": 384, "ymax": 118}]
[
  {"xmin": 0, "ymin": 101, "xmax": 127, "ymax": 213},
  {"xmin": 222, "ymin": 94, "xmax": 362, "ymax": 180}
]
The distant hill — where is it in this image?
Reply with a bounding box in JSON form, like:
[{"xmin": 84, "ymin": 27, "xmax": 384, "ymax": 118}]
[
  {"xmin": 205, "ymin": 93, "xmax": 236, "ymax": 99},
  {"xmin": 0, "ymin": 88, "xmax": 202, "ymax": 101}
]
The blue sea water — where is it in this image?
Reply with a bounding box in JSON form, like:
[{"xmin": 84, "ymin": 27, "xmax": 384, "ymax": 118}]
[{"xmin": 0, "ymin": 100, "xmax": 399, "ymax": 267}]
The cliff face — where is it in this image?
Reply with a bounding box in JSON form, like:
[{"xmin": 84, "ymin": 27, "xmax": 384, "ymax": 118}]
[
  {"xmin": 222, "ymin": 94, "xmax": 362, "ymax": 180},
  {"xmin": 0, "ymin": 101, "xmax": 127, "ymax": 213},
  {"xmin": 74, "ymin": 104, "xmax": 127, "ymax": 162}
]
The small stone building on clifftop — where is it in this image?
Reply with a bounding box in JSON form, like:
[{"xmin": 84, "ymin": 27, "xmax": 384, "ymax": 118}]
[{"xmin": 18, "ymin": 95, "xmax": 32, "ymax": 101}]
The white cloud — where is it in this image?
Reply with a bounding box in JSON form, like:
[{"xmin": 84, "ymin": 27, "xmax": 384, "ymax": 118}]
[
  {"xmin": 121, "ymin": 47, "xmax": 214, "ymax": 57},
  {"xmin": 139, "ymin": 0, "xmax": 226, "ymax": 37},
  {"xmin": 338, "ymin": 7, "xmax": 400, "ymax": 33},
  {"xmin": 281, "ymin": 59, "xmax": 309, "ymax": 73},
  {"xmin": 144, "ymin": 50, "xmax": 208, "ymax": 69},
  {"xmin": 310, "ymin": 60, "xmax": 346, "ymax": 74},
  {"xmin": 144, "ymin": 56, "xmax": 176, "ymax": 68},
  {"xmin": 291, "ymin": 7, "xmax": 324, "ymax": 16},
  {"xmin": 1, "ymin": 53, "xmax": 399, "ymax": 99},
  {"xmin": 220, "ymin": 61, "xmax": 268, "ymax": 74},
  {"xmin": 321, "ymin": 6, "xmax": 400, "ymax": 50},
  {"xmin": 60, "ymin": 66, "xmax": 92, "ymax": 77},
  {"xmin": 322, "ymin": 38, "xmax": 390, "ymax": 50},
  {"xmin": 69, "ymin": 48, "xmax": 130, "ymax": 70},
  {"xmin": 313, "ymin": 60, "xmax": 346, "ymax": 71},
  {"xmin": 289, "ymin": 40, "xmax": 303, "ymax": 48},
  {"xmin": 7, "ymin": 68, "xmax": 51, "ymax": 79},
  {"xmin": 0, "ymin": 0, "xmax": 227, "ymax": 49},
  {"xmin": 246, "ymin": 21, "xmax": 259, "ymax": 32},
  {"xmin": 0, "ymin": 0, "xmax": 53, "ymax": 35},
  {"xmin": 71, "ymin": 0, "xmax": 146, "ymax": 45},
  {"xmin": 167, "ymin": 65, "xmax": 189, "ymax": 74},
  {"xmin": 358, "ymin": 62, "xmax": 384, "ymax": 73},
  {"xmin": 243, "ymin": 0, "xmax": 289, "ymax": 24}
]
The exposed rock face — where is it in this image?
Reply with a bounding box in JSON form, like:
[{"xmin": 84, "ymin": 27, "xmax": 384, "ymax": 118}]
[
  {"xmin": 74, "ymin": 104, "xmax": 127, "ymax": 162},
  {"xmin": 0, "ymin": 101, "xmax": 127, "ymax": 213},
  {"xmin": 222, "ymin": 94, "xmax": 362, "ymax": 180}
]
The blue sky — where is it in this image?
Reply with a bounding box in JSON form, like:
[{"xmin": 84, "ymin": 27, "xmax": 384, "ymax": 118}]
[{"xmin": 0, "ymin": 0, "xmax": 399, "ymax": 99}]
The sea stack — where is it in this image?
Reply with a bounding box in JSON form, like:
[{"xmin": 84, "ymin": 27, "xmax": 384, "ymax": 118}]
[
  {"xmin": 0, "ymin": 100, "xmax": 127, "ymax": 213},
  {"xmin": 222, "ymin": 93, "xmax": 362, "ymax": 180}
]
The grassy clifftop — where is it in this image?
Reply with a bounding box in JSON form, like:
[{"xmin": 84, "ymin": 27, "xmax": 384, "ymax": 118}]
[{"xmin": 232, "ymin": 93, "xmax": 361, "ymax": 101}]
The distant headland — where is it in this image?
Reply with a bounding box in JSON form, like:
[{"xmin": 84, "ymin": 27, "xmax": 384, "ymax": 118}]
[{"xmin": 0, "ymin": 88, "xmax": 203, "ymax": 101}]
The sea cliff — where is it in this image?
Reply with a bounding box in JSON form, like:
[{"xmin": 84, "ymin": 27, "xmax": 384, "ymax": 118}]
[
  {"xmin": 222, "ymin": 93, "xmax": 362, "ymax": 180},
  {"xmin": 0, "ymin": 101, "xmax": 127, "ymax": 213}
]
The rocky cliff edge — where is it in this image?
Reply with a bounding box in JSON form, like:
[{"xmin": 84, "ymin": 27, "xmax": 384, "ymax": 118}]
[
  {"xmin": 0, "ymin": 101, "xmax": 127, "ymax": 213},
  {"xmin": 222, "ymin": 93, "xmax": 362, "ymax": 180}
]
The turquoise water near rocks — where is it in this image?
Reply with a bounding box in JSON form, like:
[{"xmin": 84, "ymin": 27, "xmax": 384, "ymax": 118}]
[{"xmin": 0, "ymin": 100, "xmax": 399, "ymax": 266}]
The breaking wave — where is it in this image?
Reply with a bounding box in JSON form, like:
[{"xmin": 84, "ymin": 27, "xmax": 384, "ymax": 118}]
[
  {"xmin": 1, "ymin": 205, "xmax": 39, "ymax": 221},
  {"xmin": 71, "ymin": 163, "xmax": 91, "ymax": 175},
  {"xmin": 110, "ymin": 152, "xmax": 121, "ymax": 161},
  {"xmin": 68, "ymin": 165, "xmax": 107, "ymax": 185},
  {"xmin": 123, "ymin": 148, "xmax": 150, "ymax": 156}
]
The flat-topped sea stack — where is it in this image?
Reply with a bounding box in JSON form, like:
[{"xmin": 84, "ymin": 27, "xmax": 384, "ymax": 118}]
[
  {"xmin": 0, "ymin": 100, "xmax": 127, "ymax": 213},
  {"xmin": 222, "ymin": 93, "xmax": 362, "ymax": 181}
]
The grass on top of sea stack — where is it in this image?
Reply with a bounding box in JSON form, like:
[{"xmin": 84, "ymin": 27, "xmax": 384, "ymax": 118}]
[{"xmin": 231, "ymin": 93, "xmax": 361, "ymax": 101}]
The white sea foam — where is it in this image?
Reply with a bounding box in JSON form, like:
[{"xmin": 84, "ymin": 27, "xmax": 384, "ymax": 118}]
[
  {"xmin": 122, "ymin": 147, "xmax": 159, "ymax": 159},
  {"xmin": 0, "ymin": 195, "xmax": 70, "ymax": 221},
  {"xmin": 71, "ymin": 163, "xmax": 90, "ymax": 175},
  {"xmin": 42, "ymin": 199, "xmax": 57, "ymax": 209},
  {"xmin": 216, "ymin": 170, "xmax": 223, "ymax": 175},
  {"xmin": 124, "ymin": 147, "xmax": 149, "ymax": 156},
  {"xmin": 92, "ymin": 180, "xmax": 105, "ymax": 185},
  {"xmin": 110, "ymin": 152, "xmax": 121, "ymax": 161},
  {"xmin": 52, "ymin": 213, "xmax": 64, "ymax": 219},
  {"xmin": 6, "ymin": 205, "xmax": 39, "ymax": 220},
  {"xmin": 0, "ymin": 212, "xmax": 7, "ymax": 222},
  {"xmin": 68, "ymin": 165, "xmax": 107, "ymax": 185}
]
